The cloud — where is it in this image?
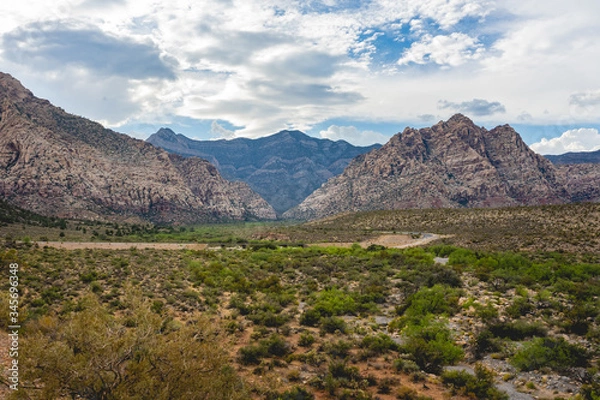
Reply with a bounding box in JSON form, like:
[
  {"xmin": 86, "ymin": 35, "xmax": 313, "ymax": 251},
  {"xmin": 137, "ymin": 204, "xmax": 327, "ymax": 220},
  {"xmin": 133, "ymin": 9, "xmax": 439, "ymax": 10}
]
[
  {"xmin": 210, "ymin": 120, "xmax": 235, "ymax": 139},
  {"xmin": 319, "ymin": 125, "xmax": 388, "ymax": 146},
  {"xmin": 397, "ymin": 32, "xmax": 484, "ymax": 67},
  {"xmin": 418, "ymin": 114, "xmax": 437, "ymax": 122},
  {"xmin": 0, "ymin": 0, "xmax": 599, "ymax": 144},
  {"xmin": 569, "ymin": 90, "xmax": 600, "ymax": 107},
  {"xmin": 438, "ymin": 98, "xmax": 506, "ymax": 116},
  {"xmin": 529, "ymin": 128, "xmax": 600, "ymax": 155},
  {"xmin": 1, "ymin": 21, "xmax": 175, "ymax": 79}
]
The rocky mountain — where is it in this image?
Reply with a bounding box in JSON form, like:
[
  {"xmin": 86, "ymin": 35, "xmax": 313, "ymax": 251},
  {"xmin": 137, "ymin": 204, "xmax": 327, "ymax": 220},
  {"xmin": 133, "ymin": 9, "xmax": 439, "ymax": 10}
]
[
  {"xmin": 284, "ymin": 114, "xmax": 600, "ymax": 220},
  {"xmin": 147, "ymin": 128, "xmax": 380, "ymax": 214},
  {"xmin": 555, "ymin": 163, "xmax": 600, "ymax": 203},
  {"xmin": 0, "ymin": 72, "xmax": 276, "ymax": 224},
  {"xmin": 545, "ymin": 149, "xmax": 600, "ymax": 164}
]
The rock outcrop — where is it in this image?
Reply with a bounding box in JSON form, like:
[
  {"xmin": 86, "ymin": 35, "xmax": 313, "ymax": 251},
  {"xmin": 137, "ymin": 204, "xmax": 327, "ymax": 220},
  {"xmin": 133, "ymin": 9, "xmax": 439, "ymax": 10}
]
[
  {"xmin": 285, "ymin": 114, "xmax": 594, "ymax": 220},
  {"xmin": 0, "ymin": 72, "xmax": 276, "ymax": 224},
  {"xmin": 147, "ymin": 128, "xmax": 380, "ymax": 215}
]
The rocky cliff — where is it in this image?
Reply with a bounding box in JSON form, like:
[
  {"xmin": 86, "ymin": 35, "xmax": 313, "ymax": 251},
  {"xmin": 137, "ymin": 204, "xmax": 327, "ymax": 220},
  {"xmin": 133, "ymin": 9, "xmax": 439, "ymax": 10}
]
[
  {"xmin": 284, "ymin": 114, "xmax": 593, "ymax": 220},
  {"xmin": 147, "ymin": 128, "xmax": 380, "ymax": 214},
  {"xmin": 0, "ymin": 72, "xmax": 276, "ymax": 224}
]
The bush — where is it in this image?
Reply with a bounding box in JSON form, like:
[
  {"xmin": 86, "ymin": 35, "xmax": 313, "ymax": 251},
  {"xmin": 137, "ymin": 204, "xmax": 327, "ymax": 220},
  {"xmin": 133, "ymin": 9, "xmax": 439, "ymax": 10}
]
[
  {"xmin": 262, "ymin": 334, "xmax": 292, "ymax": 357},
  {"xmin": 398, "ymin": 284, "xmax": 461, "ymax": 318},
  {"xmin": 393, "ymin": 358, "xmax": 421, "ymax": 374},
  {"xmin": 322, "ymin": 339, "xmax": 353, "ymax": 359},
  {"xmin": 399, "ymin": 316, "xmax": 464, "ymax": 374},
  {"xmin": 511, "ymin": 337, "xmax": 589, "ymax": 372},
  {"xmin": 320, "ymin": 316, "xmax": 348, "ymax": 334},
  {"xmin": 20, "ymin": 294, "xmax": 247, "ymax": 399},
  {"xmin": 300, "ymin": 308, "xmax": 322, "ymax": 327},
  {"xmin": 239, "ymin": 344, "xmax": 267, "ymax": 365},
  {"xmin": 269, "ymin": 386, "xmax": 315, "ymax": 400},
  {"xmin": 313, "ymin": 288, "xmax": 357, "ymax": 317},
  {"xmin": 396, "ymin": 385, "xmax": 433, "ymax": 400},
  {"xmin": 298, "ymin": 331, "xmax": 316, "ymax": 347},
  {"xmin": 441, "ymin": 364, "xmax": 508, "ymax": 400},
  {"xmin": 487, "ymin": 321, "xmax": 547, "ymax": 340},
  {"xmin": 360, "ymin": 333, "xmax": 399, "ymax": 356}
]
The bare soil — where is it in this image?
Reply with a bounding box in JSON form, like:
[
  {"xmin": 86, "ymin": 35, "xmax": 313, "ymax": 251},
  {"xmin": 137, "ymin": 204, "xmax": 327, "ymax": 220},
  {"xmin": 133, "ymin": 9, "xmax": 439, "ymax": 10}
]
[{"xmin": 35, "ymin": 241, "xmax": 209, "ymax": 251}]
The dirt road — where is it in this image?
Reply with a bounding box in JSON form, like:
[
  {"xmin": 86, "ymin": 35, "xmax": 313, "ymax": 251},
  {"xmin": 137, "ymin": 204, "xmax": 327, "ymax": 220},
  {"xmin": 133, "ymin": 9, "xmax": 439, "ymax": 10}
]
[
  {"xmin": 36, "ymin": 241, "xmax": 209, "ymax": 251},
  {"xmin": 310, "ymin": 233, "xmax": 444, "ymax": 249},
  {"xmin": 34, "ymin": 233, "xmax": 443, "ymax": 251}
]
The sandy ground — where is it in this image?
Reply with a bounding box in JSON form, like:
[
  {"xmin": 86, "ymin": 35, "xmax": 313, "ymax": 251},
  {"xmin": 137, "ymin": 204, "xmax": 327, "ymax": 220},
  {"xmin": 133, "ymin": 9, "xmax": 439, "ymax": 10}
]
[
  {"xmin": 35, "ymin": 241, "xmax": 209, "ymax": 251},
  {"xmin": 310, "ymin": 233, "xmax": 445, "ymax": 249},
  {"xmin": 31, "ymin": 233, "xmax": 444, "ymax": 251}
]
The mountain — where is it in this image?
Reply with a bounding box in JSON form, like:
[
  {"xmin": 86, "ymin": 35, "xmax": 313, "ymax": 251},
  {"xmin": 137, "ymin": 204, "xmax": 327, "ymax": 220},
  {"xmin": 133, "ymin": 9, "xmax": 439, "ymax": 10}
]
[
  {"xmin": 0, "ymin": 72, "xmax": 276, "ymax": 224},
  {"xmin": 284, "ymin": 114, "xmax": 600, "ymax": 220},
  {"xmin": 147, "ymin": 128, "xmax": 380, "ymax": 214},
  {"xmin": 555, "ymin": 163, "xmax": 600, "ymax": 203},
  {"xmin": 545, "ymin": 150, "xmax": 600, "ymax": 164}
]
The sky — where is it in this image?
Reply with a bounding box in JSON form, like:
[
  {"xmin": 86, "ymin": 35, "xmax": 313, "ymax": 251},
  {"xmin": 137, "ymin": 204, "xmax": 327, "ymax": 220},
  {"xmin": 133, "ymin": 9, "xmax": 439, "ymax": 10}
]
[{"xmin": 1, "ymin": 0, "xmax": 600, "ymax": 154}]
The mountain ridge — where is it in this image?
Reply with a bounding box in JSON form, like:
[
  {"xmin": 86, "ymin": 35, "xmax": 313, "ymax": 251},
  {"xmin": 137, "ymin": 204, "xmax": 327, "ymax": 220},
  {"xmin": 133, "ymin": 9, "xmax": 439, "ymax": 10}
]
[
  {"xmin": 545, "ymin": 149, "xmax": 600, "ymax": 164},
  {"xmin": 0, "ymin": 72, "xmax": 276, "ymax": 224},
  {"xmin": 147, "ymin": 128, "xmax": 380, "ymax": 214},
  {"xmin": 284, "ymin": 114, "xmax": 599, "ymax": 220}
]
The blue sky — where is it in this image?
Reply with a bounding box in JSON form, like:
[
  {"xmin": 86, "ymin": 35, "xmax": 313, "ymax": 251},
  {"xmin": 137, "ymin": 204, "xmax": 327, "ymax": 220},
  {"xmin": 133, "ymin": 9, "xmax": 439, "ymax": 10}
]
[{"xmin": 1, "ymin": 0, "xmax": 600, "ymax": 154}]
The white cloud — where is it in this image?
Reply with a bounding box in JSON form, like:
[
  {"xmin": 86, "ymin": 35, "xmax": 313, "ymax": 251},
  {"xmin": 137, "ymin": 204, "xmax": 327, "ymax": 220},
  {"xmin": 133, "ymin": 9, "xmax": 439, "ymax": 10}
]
[
  {"xmin": 397, "ymin": 32, "xmax": 484, "ymax": 67},
  {"xmin": 530, "ymin": 128, "xmax": 600, "ymax": 155},
  {"xmin": 570, "ymin": 90, "xmax": 600, "ymax": 107},
  {"xmin": 0, "ymin": 0, "xmax": 599, "ymax": 142},
  {"xmin": 210, "ymin": 120, "xmax": 235, "ymax": 139},
  {"xmin": 319, "ymin": 125, "xmax": 388, "ymax": 146}
]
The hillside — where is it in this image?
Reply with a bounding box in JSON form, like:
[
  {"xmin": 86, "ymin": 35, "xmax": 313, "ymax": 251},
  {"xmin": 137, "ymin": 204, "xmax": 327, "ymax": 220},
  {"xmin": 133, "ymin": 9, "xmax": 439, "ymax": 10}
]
[
  {"xmin": 545, "ymin": 149, "xmax": 600, "ymax": 164},
  {"xmin": 0, "ymin": 72, "xmax": 276, "ymax": 224},
  {"xmin": 285, "ymin": 115, "xmax": 600, "ymax": 220},
  {"xmin": 147, "ymin": 128, "xmax": 380, "ymax": 214}
]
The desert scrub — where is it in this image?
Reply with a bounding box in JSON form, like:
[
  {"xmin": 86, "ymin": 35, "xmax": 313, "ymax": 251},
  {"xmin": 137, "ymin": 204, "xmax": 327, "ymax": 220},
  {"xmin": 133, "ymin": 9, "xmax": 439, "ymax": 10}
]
[
  {"xmin": 441, "ymin": 364, "xmax": 508, "ymax": 400},
  {"xmin": 398, "ymin": 315, "xmax": 464, "ymax": 374},
  {"xmin": 511, "ymin": 337, "xmax": 589, "ymax": 372}
]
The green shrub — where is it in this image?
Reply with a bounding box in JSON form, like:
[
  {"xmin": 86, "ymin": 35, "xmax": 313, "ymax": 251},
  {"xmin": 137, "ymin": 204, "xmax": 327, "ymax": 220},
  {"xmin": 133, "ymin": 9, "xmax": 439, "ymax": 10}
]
[
  {"xmin": 270, "ymin": 386, "xmax": 315, "ymax": 400},
  {"xmin": 313, "ymin": 288, "xmax": 357, "ymax": 317},
  {"xmin": 399, "ymin": 316, "xmax": 463, "ymax": 374},
  {"xmin": 395, "ymin": 385, "xmax": 433, "ymax": 400},
  {"xmin": 262, "ymin": 334, "xmax": 292, "ymax": 357},
  {"xmin": 448, "ymin": 248, "xmax": 477, "ymax": 267},
  {"xmin": 300, "ymin": 308, "xmax": 322, "ymax": 327},
  {"xmin": 441, "ymin": 364, "xmax": 508, "ymax": 400},
  {"xmin": 360, "ymin": 333, "xmax": 399, "ymax": 356},
  {"xmin": 393, "ymin": 358, "xmax": 421, "ymax": 374},
  {"xmin": 505, "ymin": 296, "xmax": 534, "ymax": 318},
  {"xmin": 511, "ymin": 337, "xmax": 588, "ymax": 372},
  {"xmin": 487, "ymin": 320, "xmax": 547, "ymax": 340},
  {"xmin": 239, "ymin": 344, "xmax": 267, "ymax": 365},
  {"xmin": 298, "ymin": 331, "xmax": 316, "ymax": 347},
  {"xmin": 320, "ymin": 316, "xmax": 348, "ymax": 334},
  {"xmin": 399, "ymin": 284, "xmax": 461, "ymax": 318}
]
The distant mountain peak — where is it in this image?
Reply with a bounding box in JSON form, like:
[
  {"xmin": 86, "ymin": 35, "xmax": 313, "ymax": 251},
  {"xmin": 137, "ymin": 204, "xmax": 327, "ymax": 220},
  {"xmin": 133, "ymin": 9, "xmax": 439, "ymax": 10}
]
[{"xmin": 147, "ymin": 128, "xmax": 380, "ymax": 214}]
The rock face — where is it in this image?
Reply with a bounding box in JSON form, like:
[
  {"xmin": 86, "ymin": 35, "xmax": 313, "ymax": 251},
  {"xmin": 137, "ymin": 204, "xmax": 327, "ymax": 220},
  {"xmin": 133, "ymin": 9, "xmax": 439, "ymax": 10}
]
[
  {"xmin": 147, "ymin": 128, "xmax": 380, "ymax": 215},
  {"xmin": 556, "ymin": 163, "xmax": 600, "ymax": 203},
  {"xmin": 285, "ymin": 114, "xmax": 593, "ymax": 220},
  {"xmin": 0, "ymin": 72, "xmax": 276, "ymax": 224}
]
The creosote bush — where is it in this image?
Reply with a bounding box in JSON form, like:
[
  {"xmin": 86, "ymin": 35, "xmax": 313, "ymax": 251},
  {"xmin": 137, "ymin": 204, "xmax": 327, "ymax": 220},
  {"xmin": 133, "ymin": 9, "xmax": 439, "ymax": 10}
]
[{"xmin": 15, "ymin": 293, "xmax": 246, "ymax": 400}]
